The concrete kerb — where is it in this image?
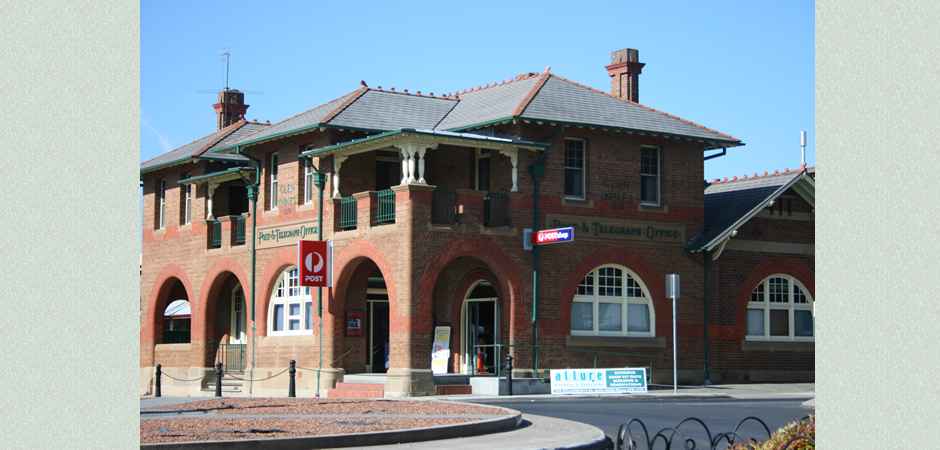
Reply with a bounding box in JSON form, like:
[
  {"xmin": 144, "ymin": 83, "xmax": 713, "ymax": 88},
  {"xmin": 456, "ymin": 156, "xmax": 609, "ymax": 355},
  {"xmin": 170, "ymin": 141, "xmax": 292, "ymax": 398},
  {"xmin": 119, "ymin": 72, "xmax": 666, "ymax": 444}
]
[{"xmin": 141, "ymin": 402, "xmax": 521, "ymax": 450}]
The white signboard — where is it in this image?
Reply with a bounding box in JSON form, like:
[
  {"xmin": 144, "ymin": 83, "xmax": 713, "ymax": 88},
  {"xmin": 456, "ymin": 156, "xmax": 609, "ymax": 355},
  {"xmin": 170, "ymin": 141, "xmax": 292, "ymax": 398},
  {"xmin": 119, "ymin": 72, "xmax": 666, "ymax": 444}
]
[
  {"xmin": 431, "ymin": 326, "xmax": 451, "ymax": 375},
  {"xmin": 550, "ymin": 367, "xmax": 648, "ymax": 395}
]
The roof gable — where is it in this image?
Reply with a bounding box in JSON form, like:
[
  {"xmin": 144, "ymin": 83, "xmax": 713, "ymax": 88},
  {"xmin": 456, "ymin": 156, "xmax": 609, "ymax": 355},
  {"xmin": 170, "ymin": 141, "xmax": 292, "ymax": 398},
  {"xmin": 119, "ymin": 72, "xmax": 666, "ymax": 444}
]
[{"xmin": 140, "ymin": 120, "xmax": 268, "ymax": 174}]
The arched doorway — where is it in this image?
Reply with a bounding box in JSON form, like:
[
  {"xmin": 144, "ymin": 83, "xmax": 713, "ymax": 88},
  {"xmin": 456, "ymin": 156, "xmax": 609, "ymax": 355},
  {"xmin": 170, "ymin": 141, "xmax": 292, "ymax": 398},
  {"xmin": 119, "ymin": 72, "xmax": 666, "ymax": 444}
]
[
  {"xmin": 333, "ymin": 258, "xmax": 391, "ymax": 375},
  {"xmin": 461, "ymin": 281, "xmax": 499, "ymax": 375},
  {"xmin": 152, "ymin": 277, "xmax": 190, "ymax": 345},
  {"xmin": 204, "ymin": 272, "xmax": 247, "ymax": 371}
]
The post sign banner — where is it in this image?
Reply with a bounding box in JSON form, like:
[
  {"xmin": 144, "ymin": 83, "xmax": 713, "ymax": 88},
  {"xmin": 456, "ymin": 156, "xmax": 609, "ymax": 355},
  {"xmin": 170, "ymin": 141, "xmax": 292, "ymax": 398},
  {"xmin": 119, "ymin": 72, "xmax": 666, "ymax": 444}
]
[
  {"xmin": 431, "ymin": 326, "xmax": 452, "ymax": 375},
  {"xmin": 297, "ymin": 240, "xmax": 332, "ymax": 287},
  {"xmin": 534, "ymin": 226, "xmax": 575, "ymax": 246},
  {"xmin": 550, "ymin": 367, "xmax": 648, "ymax": 394}
]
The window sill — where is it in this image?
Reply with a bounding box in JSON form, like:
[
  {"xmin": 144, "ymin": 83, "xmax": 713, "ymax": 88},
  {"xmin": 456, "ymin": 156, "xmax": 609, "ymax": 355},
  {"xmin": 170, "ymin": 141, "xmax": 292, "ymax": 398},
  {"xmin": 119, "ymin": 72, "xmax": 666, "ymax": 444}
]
[
  {"xmin": 562, "ymin": 197, "xmax": 594, "ymax": 208},
  {"xmin": 566, "ymin": 335, "xmax": 665, "ymax": 349},
  {"xmin": 741, "ymin": 340, "xmax": 814, "ymax": 353},
  {"xmin": 638, "ymin": 203, "xmax": 669, "ymax": 213}
]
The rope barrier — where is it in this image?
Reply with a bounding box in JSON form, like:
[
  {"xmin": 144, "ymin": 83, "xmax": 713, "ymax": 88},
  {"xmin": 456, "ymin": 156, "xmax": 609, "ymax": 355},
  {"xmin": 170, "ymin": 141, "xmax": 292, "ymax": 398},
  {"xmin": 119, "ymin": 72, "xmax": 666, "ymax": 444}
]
[
  {"xmin": 223, "ymin": 367, "xmax": 289, "ymax": 382},
  {"xmin": 160, "ymin": 372, "xmax": 205, "ymax": 383}
]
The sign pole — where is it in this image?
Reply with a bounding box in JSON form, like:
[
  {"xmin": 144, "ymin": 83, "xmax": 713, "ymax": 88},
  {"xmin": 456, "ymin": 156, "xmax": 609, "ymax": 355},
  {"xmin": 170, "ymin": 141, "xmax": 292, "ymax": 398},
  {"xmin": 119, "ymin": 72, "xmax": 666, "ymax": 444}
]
[
  {"xmin": 665, "ymin": 274, "xmax": 680, "ymax": 394},
  {"xmin": 315, "ymin": 172, "xmax": 326, "ymax": 399}
]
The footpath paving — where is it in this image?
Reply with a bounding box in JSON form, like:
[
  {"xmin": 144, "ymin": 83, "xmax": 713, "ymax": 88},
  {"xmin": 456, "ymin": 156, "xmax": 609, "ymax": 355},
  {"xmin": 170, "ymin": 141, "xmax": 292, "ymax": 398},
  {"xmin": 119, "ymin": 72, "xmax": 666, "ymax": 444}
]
[
  {"xmin": 332, "ymin": 413, "xmax": 608, "ymax": 450},
  {"xmin": 415, "ymin": 383, "xmax": 816, "ymax": 403}
]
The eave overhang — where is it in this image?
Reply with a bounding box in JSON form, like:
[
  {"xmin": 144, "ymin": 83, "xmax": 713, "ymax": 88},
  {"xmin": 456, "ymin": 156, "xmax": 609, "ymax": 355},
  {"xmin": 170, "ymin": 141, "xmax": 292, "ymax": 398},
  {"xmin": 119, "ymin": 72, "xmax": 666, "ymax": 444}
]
[{"xmin": 300, "ymin": 128, "xmax": 549, "ymax": 159}]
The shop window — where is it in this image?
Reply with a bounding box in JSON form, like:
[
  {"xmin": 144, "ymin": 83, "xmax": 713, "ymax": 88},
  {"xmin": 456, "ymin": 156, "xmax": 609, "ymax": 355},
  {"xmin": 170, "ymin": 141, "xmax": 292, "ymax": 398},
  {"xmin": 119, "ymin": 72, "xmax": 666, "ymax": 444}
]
[
  {"xmin": 267, "ymin": 267, "xmax": 313, "ymax": 336},
  {"xmin": 570, "ymin": 264, "xmax": 654, "ymax": 337},
  {"xmin": 746, "ymin": 274, "xmax": 814, "ymax": 341},
  {"xmin": 564, "ymin": 138, "xmax": 586, "ymax": 199},
  {"xmin": 640, "ymin": 146, "xmax": 661, "ymax": 205},
  {"xmin": 162, "ymin": 299, "xmax": 190, "ymax": 343}
]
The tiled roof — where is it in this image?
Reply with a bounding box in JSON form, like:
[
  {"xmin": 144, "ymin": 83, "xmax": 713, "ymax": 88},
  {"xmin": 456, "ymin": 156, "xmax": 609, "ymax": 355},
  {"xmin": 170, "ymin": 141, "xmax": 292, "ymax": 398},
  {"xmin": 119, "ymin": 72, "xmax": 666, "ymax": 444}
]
[
  {"xmin": 691, "ymin": 167, "xmax": 813, "ymax": 251},
  {"xmin": 140, "ymin": 120, "xmax": 269, "ymax": 173},
  {"xmin": 210, "ymin": 70, "xmax": 741, "ymax": 153}
]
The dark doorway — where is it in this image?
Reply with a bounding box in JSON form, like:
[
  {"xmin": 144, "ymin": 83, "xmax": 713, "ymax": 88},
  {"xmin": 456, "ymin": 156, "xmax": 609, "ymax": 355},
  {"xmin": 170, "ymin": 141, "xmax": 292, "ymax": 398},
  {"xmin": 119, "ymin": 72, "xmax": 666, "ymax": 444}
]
[
  {"xmin": 228, "ymin": 185, "xmax": 248, "ymax": 214},
  {"xmin": 368, "ymin": 301, "xmax": 390, "ymax": 373},
  {"xmin": 466, "ymin": 299, "xmax": 496, "ymax": 375},
  {"xmin": 376, "ymin": 152, "xmax": 401, "ymax": 190}
]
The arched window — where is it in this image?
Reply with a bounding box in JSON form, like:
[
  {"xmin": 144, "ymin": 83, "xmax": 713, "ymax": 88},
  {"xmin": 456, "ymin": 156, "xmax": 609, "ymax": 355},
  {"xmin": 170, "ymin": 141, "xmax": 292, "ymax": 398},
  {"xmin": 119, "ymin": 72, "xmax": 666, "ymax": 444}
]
[
  {"xmin": 570, "ymin": 265, "xmax": 654, "ymax": 337},
  {"xmin": 746, "ymin": 274, "xmax": 813, "ymax": 341},
  {"xmin": 267, "ymin": 267, "xmax": 313, "ymax": 336},
  {"xmin": 162, "ymin": 299, "xmax": 191, "ymax": 343}
]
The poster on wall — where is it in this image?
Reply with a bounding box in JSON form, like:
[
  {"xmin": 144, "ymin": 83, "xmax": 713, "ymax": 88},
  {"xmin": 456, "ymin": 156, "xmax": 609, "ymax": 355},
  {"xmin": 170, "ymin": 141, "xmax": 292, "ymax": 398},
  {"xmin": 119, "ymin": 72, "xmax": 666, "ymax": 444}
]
[
  {"xmin": 346, "ymin": 310, "xmax": 364, "ymax": 337},
  {"xmin": 430, "ymin": 326, "xmax": 451, "ymax": 375},
  {"xmin": 549, "ymin": 367, "xmax": 648, "ymax": 394}
]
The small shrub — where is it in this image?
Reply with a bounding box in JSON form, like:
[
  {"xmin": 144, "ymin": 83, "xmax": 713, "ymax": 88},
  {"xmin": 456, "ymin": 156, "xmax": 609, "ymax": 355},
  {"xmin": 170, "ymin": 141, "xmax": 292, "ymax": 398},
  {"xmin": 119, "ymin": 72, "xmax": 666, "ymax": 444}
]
[{"xmin": 728, "ymin": 415, "xmax": 814, "ymax": 450}]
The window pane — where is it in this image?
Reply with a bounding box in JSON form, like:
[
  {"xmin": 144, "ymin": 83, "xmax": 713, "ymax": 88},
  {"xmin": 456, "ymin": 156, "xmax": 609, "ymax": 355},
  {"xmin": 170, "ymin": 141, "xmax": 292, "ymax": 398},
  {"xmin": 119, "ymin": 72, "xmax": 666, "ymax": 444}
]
[
  {"xmin": 289, "ymin": 303, "xmax": 300, "ymax": 316},
  {"xmin": 565, "ymin": 140, "xmax": 584, "ymax": 168},
  {"xmin": 747, "ymin": 309, "xmax": 764, "ymax": 336},
  {"xmin": 305, "ymin": 302, "xmax": 312, "ymax": 330},
  {"xmin": 477, "ymin": 157, "xmax": 491, "ymax": 191},
  {"xmin": 641, "ymin": 175, "xmax": 658, "ymax": 203},
  {"xmin": 793, "ymin": 285, "xmax": 808, "ymax": 304},
  {"xmin": 598, "ymin": 267, "xmax": 622, "ymax": 297},
  {"xmin": 769, "ymin": 309, "xmax": 789, "ymax": 336},
  {"xmin": 565, "ymin": 168, "xmax": 583, "ymax": 197},
  {"xmin": 751, "ymin": 283, "xmax": 765, "ymax": 302},
  {"xmin": 795, "ymin": 310, "xmax": 813, "ymax": 336},
  {"xmin": 577, "ymin": 273, "xmax": 594, "ymax": 295},
  {"xmin": 769, "ymin": 277, "xmax": 789, "ymax": 303},
  {"xmin": 273, "ymin": 304, "xmax": 284, "ymax": 331},
  {"xmin": 640, "ymin": 148, "xmax": 658, "ymax": 175},
  {"xmin": 598, "ymin": 303, "xmax": 622, "ymax": 331},
  {"xmin": 626, "ymin": 275, "xmax": 644, "ymax": 297},
  {"xmin": 627, "ymin": 303, "xmax": 650, "ymax": 332},
  {"xmin": 570, "ymin": 302, "xmax": 593, "ymax": 331},
  {"xmin": 289, "ymin": 319, "xmax": 300, "ymax": 330}
]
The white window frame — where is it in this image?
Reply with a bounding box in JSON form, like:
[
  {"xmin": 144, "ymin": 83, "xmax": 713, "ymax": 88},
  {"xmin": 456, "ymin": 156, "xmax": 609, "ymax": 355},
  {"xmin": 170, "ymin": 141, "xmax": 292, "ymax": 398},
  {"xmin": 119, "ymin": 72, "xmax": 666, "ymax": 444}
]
[
  {"xmin": 640, "ymin": 145, "xmax": 661, "ymax": 206},
  {"xmin": 563, "ymin": 138, "xmax": 586, "ymax": 200},
  {"xmin": 181, "ymin": 173, "xmax": 192, "ymax": 225},
  {"xmin": 570, "ymin": 264, "xmax": 655, "ymax": 337},
  {"xmin": 268, "ymin": 152, "xmax": 279, "ymax": 210},
  {"xmin": 157, "ymin": 179, "xmax": 166, "ymax": 229},
  {"xmin": 267, "ymin": 267, "xmax": 313, "ymax": 336},
  {"xmin": 304, "ymin": 158, "xmax": 314, "ymax": 204},
  {"xmin": 745, "ymin": 274, "xmax": 814, "ymax": 342}
]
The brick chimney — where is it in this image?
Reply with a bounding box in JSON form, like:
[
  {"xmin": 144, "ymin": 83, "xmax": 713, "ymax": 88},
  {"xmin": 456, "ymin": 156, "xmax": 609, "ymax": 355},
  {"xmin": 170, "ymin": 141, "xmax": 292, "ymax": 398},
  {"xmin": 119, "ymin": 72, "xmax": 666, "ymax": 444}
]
[
  {"xmin": 213, "ymin": 89, "xmax": 249, "ymax": 130},
  {"xmin": 606, "ymin": 48, "xmax": 645, "ymax": 102}
]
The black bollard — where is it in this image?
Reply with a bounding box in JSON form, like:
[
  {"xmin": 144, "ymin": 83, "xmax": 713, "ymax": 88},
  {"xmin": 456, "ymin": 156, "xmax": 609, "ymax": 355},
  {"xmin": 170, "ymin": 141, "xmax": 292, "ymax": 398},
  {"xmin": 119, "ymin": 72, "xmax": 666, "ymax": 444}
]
[
  {"xmin": 288, "ymin": 360, "xmax": 296, "ymax": 398},
  {"xmin": 215, "ymin": 362, "xmax": 223, "ymax": 397},
  {"xmin": 505, "ymin": 354, "xmax": 513, "ymax": 396},
  {"xmin": 155, "ymin": 364, "xmax": 162, "ymax": 398}
]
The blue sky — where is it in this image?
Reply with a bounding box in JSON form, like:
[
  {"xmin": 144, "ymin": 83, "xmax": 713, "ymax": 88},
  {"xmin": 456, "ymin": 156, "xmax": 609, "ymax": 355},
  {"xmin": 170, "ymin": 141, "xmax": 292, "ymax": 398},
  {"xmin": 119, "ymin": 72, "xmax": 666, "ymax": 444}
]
[{"xmin": 142, "ymin": 1, "xmax": 814, "ymax": 180}]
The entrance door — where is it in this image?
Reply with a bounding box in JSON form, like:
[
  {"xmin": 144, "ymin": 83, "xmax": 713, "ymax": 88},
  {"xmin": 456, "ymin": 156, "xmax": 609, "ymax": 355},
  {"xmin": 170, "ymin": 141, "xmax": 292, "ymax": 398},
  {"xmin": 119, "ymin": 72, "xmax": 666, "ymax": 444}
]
[
  {"xmin": 462, "ymin": 281, "xmax": 499, "ymax": 375},
  {"xmin": 224, "ymin": 286, "xmax": 247, "ymax": 371},
  {"xmin": 367, "ymin": 300, "xmax": 390, "ymax": 374}
]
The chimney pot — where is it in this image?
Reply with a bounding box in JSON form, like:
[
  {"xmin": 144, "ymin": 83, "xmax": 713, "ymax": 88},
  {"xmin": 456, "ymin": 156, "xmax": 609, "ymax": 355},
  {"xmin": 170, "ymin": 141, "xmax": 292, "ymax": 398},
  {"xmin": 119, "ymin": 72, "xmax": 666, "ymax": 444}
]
[{"xmin": 606, "ymin": 48, "xmax": 645, "ymax": 102}]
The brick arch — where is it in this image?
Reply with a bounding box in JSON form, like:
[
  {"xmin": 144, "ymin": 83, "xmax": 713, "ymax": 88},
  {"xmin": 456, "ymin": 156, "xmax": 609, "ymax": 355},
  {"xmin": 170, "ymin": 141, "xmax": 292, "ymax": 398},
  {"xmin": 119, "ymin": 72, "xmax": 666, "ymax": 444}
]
[
  {"xmin": 448, "ymin": 267, "xmax": 510, "ymax": 374},
  {"xmin": 196, "ymin": 258, "xmax": 250, "ymax": 348},
  {"xmin": 558, "ymin": 248, "xmax": 665, "ymax": 336},
  {"xmin": 143, "ymin": 264, "xmax": 195, "ymax": 365},
  {"xmin": 733, "ymin": 257, "xmax": 815, "ymax": 339},
  {"xmin": 256, "ymin": 246, "xmax": 303, "ymax": 337},
  {"xmin": 417, "ymin": 236, "xmax": 523, "ymax": 337}
]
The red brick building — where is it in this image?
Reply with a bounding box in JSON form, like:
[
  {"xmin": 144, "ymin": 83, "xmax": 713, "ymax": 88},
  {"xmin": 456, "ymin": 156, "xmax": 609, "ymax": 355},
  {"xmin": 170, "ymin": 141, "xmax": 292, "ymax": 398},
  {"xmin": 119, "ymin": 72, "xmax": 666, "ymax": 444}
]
[{"xmin": 139, "ymin": 48, "xmax": 814, "ymax": 397}]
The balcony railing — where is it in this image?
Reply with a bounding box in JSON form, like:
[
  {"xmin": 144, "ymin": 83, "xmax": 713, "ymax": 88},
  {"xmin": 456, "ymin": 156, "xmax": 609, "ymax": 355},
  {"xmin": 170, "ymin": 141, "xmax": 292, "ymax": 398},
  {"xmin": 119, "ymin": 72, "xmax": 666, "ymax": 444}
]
[
  {"xmin": 372, "ymin": 189, "xmax": 395, "ymax": 226},
  {"xmin": 207, "ymin": 220, "xmax": 222, "ymax": 249},
  {"xmin": 484, "ymin": 192, "xmax": 511, "ymax": 227},
  {"xmin": 338, "ymin": 196, "xmax": 357, "ymax": 231},
  {"xmin": 231, "ymin": 215, "xmax": 246, "ymax": 246},
  {"xmin": 431, "ymin": 189, "xmax": 457, "ymax": 225}
]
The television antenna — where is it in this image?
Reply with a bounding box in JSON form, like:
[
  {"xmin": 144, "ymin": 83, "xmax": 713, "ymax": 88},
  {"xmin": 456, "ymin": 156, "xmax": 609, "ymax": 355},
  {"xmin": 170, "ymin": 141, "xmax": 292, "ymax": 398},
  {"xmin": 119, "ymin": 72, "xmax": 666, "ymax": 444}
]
[{"xmin": 196, "ymin": 50, "xmax": 264, "ymax": 95}]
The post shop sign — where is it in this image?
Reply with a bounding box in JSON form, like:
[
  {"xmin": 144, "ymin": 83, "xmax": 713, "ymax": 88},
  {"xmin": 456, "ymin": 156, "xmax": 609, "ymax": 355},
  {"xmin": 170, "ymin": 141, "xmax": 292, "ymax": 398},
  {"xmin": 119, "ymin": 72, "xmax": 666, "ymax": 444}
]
[
  {"xmin": 534, "ymin": 226, "xmax": 575, "ymax": 246},
  {"xmin": 297, "ymin": 240, "xmax": 333, "ymax": 287}
]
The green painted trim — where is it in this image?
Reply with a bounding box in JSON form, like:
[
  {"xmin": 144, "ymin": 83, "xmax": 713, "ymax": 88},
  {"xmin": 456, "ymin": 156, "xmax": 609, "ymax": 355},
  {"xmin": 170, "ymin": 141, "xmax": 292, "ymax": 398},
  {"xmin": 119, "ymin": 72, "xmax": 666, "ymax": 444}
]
[
  {"xmin": 213, "ymin": 122, "xmax": 385, "ymax": 153},
  {"xmin": 178, "ymin": 167, "xmax": 253, "ymax": 185},
  {"xmin": 301, "ymin": 128, "xmax": 549, "ymax": 158},
  {"xmin": 140, "ymin": 157, "xmax": 192, "ymax": 176},
  {"xmin": 447, "ymin": 116, "xmax": 743, "ymax": 150}
]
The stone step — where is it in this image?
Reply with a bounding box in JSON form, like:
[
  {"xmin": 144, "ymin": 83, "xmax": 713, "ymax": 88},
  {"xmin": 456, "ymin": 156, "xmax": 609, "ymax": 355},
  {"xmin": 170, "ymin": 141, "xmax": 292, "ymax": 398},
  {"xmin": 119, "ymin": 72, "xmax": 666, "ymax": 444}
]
[
  {"xmin": 328, "ymin": 382, "xmax": 385, "ymax": 399},
  {"xmin": 435, "ymin": 384, "xmax": 473, "ymax": 395}
]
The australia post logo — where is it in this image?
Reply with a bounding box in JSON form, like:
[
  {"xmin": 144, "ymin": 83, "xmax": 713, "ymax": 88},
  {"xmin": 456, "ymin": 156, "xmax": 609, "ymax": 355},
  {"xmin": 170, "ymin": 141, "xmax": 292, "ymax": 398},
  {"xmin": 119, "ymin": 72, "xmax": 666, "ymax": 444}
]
[
  {"xmin": 297, "ymin": 240, "xmax": 332, "ymax": 287},
  {"xmin": 534, "ymin": 226, "xmax": 575, "ymax": 246}
]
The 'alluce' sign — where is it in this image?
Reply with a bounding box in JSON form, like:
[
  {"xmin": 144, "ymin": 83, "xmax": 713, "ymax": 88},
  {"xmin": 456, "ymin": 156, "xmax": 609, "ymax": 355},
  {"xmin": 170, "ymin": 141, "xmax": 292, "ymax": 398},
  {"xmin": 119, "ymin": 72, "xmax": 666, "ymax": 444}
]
[{"xmin": 534, "ymin": 226, "xmax": 575, "ymax": 245}]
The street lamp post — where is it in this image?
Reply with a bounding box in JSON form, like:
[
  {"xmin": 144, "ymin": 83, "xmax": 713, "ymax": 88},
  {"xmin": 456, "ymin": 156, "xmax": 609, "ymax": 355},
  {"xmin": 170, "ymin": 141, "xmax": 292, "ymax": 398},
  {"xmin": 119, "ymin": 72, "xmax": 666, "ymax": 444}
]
[{"xmin": 314, "ymin": 170, "xmax": 326, "ymax": 398}]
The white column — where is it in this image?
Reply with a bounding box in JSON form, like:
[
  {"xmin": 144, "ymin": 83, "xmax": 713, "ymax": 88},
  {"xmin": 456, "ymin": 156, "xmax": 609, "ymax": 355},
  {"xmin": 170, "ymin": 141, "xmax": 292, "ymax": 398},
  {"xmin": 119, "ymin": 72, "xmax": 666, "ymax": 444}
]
[
  {"xmin": 417, "ymin": 148, "xmax": 427, "ymax": 184},
  {"xmin": 407, "ymin": 148, "xmax": 416, "ymax": 184},
  {"xmin": 332, "ymin": 155, "xmax": 347, "ymax": 199},
  {"xmin": 206, "ymin": 183, "xmax": 217, "ymax": 220},
  {"xmin": 499, "ymin": 148, "xmax": 520, "ymax": 192},
  {"xmin": 400, "ymin": 148, "xmax": 409, "ymax": 185}
]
